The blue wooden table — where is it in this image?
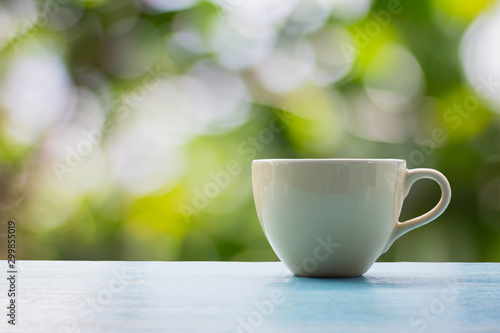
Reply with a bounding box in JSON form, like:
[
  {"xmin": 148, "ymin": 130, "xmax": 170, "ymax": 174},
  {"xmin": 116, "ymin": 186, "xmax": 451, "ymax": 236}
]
[{"xmin": 1, "ymin": 261, "xmax": 499, "ymax": 332}]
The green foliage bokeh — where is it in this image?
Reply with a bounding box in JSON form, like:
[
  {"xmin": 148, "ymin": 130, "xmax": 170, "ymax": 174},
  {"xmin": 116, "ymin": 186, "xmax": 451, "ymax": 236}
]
[{"xmin": 0, "ymin": 0, "xmax": 499, "ymax": 262}]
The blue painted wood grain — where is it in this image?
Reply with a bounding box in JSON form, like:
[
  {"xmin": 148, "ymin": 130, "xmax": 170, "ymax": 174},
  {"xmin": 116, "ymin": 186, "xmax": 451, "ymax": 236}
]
[{"xmin": 0, "ymin": 261, "xmax": 498, "ymax": 332}]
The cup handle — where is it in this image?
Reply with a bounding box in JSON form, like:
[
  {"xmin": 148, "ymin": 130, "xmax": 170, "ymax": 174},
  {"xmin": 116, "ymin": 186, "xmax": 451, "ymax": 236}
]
[{"xmin": 383, "ymin": 168, "xmax": 452, "ymax": 253}]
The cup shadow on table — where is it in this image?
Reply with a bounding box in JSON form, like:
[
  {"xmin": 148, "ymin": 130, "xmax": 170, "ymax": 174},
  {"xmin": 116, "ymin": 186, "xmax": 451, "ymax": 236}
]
[{"xmin": 279, "ymin": 273, "xmax": 453, "ymax": 289}]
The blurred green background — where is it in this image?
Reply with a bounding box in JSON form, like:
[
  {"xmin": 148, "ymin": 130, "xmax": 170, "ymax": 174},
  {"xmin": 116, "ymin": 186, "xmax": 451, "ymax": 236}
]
[{"xmin": 0, "ymin": 0, "xmax": 499, "ymax": 262}]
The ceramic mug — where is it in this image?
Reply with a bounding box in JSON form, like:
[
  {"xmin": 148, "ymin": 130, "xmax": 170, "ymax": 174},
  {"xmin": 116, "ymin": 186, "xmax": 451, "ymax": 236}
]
[{"xmin": 252, "ymin": 159, "xmax": 451, "ymax": 278}]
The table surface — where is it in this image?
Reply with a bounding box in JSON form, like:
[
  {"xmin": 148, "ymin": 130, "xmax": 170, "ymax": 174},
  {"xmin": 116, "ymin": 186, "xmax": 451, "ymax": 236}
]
[{"xmin": 0, "ymin": 261, "xmax": 499, "ymax": 333}]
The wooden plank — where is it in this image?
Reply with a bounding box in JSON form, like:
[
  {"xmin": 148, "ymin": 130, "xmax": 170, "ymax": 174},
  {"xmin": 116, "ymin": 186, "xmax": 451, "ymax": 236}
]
[{"xmin": 0, "ymin": 262, "xmax": 499, "ymax": 332}]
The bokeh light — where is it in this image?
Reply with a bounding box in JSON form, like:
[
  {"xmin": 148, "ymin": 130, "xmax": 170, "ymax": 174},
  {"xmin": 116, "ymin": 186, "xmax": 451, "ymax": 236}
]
[{"xmin": 0, "ymin": 0, "xmax": 499, "ymax": 263}]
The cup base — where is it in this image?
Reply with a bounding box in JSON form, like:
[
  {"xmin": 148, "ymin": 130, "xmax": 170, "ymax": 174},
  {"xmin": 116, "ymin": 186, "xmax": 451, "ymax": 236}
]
[{"xmin": 293, "ymin": 272, "xmax": 364, "ymax": 278}]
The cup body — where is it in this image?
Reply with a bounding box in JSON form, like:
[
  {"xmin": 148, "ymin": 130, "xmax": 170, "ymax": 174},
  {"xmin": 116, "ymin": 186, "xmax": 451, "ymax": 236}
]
[{"xmin": 252, "ymin": 159, "xmax": 406, "ymax": 277}]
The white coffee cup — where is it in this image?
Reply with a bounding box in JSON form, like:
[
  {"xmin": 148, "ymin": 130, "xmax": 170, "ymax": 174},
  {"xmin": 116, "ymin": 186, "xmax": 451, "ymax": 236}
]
[{"xmin": 252, "ymin": 159, "xmax": 451, "ymax": 277}]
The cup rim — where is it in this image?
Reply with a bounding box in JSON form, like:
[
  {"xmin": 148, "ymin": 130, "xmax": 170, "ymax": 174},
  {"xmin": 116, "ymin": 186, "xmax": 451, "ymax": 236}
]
[{"xmin": 252, "ymin": 158, "xmax": 405, "ymax": 164}]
